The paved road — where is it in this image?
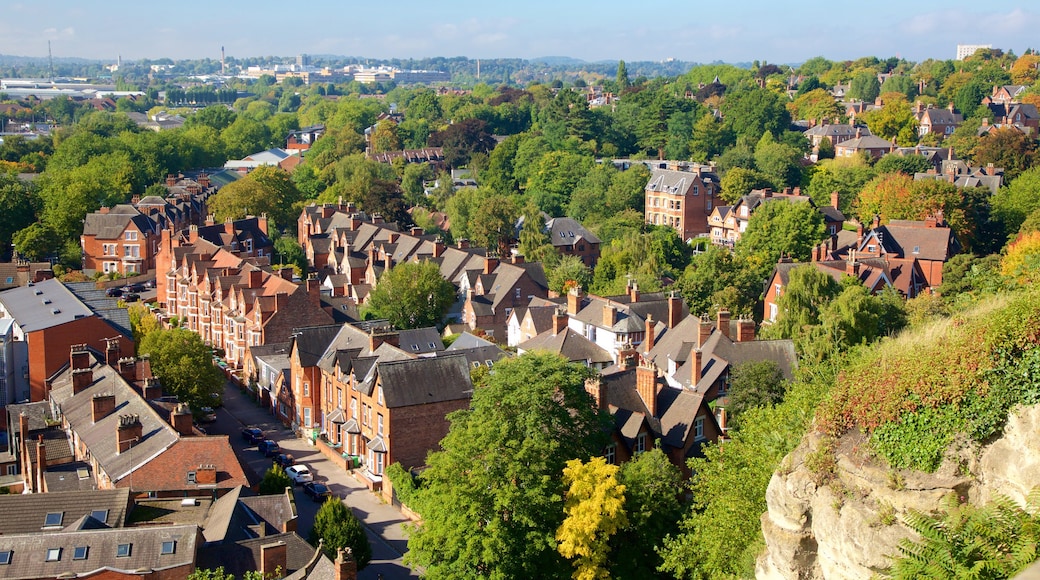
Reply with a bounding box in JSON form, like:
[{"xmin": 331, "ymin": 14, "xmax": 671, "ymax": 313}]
[{"xmin": 207, "ymin": 380, "xmax": 419, "ymax": 580}]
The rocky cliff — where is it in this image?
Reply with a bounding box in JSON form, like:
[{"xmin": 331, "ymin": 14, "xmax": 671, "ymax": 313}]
[{"xmin": 757, "ymin": 404, "xmax": 1040, "ymax": 579}]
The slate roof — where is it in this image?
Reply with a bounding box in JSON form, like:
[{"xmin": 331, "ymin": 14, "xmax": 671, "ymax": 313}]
[
  {"xmin": 518, "ymin": 327, "xmax": 613, "ymax": 366},
  {"xmin": 439, "ymin": 344, "xmax": 509, "ymax": 369},
  {"xmin": 43, "ymin": 462, "xmax": 99, "ymax": 492},
  {"xmin": 0, "ymin": 488, "xmax": 131, "ymax": 534},
  {"xmin": 66, "ymin": 281, "xmax": 133, "ymax": 339},
  {"xmin": 49, "ymin": 351, "xmax": 180, "ymax": 485},
  {"xmin": 291, "ymin": 325, "xmax": 346, "ymax": 368},
  {"xmin": 370, "ymin": 354, "xmax": 472, "ymax": 408},
  {"xmin": 198, "ymin": 532, "xmax": 319, "ymax": 580},
  {"xmin": 804, "ymin": 124, "xmax": 868, "ymax": 138},
  {"xmin": 545, "ymin": 217, "xmax": 601, "ymax": 247},
  {"xmin": 82, "ymin": 207, "xmax": 158, "ymax": 239},
  {"xmin": 398, "ymin": 327, "xmax": 444, "ymax": 355},
  {"xmin": 0, "ymin": 524, "xmax": 197, "ymax": 580},
  {"xmin": 0, "ymin": 279, "xmax": 95, "ymax": 332},
  {"xmin": 445, "ymin": 331, "xmax": 495, "ymax": 350},
  {"xmin": 864, "ymin": 222, "xmax": 958, "ymax": 262},
  {"xmin": 835, "ymin": 135, "xmax": 895, "ymax": 150}
]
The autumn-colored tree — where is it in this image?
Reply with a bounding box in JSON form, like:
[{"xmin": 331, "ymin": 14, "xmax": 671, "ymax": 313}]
[
  {"xmin": 787, "ymin": 88, "xmax": 843, "ymax": 124},
  {"xmin": 556, "ymin": 457, "xmax": 628, "ymax": 580},
  {"xmin": 1001, "ymin": 231, "xmax": 1040, "ymax": 285},
  {"xmin": 859, "ymin": 93, "xmax": 918, "ymax": 145},
  {"xmin": 1011, "ymin": 55, "xmax": 1040, "ymax": 85},
  {"xmin": 974, "ymin": 127, "xmax": 1036, "ymax": 181}
]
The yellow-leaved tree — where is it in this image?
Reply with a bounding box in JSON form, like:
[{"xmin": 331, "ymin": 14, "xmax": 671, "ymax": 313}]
[{"xmin": 556, "ymin": 457, "xmax": 628, "ymax": 580}]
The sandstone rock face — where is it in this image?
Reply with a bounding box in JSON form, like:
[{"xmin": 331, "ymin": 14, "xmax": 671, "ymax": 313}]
[{"xmin": 757, "ymin": 405, "xmax": 1040, "ymax": 580}]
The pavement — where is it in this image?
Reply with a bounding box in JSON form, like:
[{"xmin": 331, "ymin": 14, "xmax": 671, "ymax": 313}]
[{"xmin": 209, "ymin": 379, "xmax": 419, "ymax": 580}]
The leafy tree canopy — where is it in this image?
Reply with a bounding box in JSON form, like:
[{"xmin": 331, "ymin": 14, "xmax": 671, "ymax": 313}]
[{"xmin": 363, "ymin": 260, "xmax": 456, "ymax": 329}]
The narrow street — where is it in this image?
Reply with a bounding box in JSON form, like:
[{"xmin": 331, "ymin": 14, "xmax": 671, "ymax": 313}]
[{"xmin": 207, "ymin": 380, "xmax": 419, "ymax": 579}]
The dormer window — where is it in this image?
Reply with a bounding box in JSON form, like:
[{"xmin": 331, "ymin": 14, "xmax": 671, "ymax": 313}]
[{"xmin": 44, "ymin": 512, "xmax": 63, "ymax": 527}]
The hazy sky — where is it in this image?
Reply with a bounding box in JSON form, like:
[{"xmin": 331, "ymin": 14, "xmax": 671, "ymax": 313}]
[{"xmin": 1, "ymin": 1, "xmax": 1036, "ymax": 64}]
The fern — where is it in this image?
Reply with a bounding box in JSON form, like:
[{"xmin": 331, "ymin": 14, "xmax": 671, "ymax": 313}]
[{"xmin": 885, "ymin": 490, "xmax": 1040, "ymax": 580}]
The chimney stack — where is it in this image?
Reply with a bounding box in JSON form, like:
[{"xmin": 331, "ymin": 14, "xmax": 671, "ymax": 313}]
[
  {"xmin": 603, "ymin": 304, "xmax": 617, "ymax": 328},
  {"xmin": 628, "ymin": 280, "xmax": 640, "ymax": 302},
  {"xmin": 119, "ymin": 358, "xmax": 137, "ymax": 382},
  {"xmin": 667, "ymin": 292, "xmax": 683, "ymax": 329},
  {"xmin": 105, "ymin": 338, "xmax": 121, "ymax": 367},
  {"xmin": 553, "ymin": 311, "xmax": 568, "ymax": 336},
  {"xmin": 736, "ymin": 319, "xmax": 756, "ymax": 342},
  {"xmin": 249, "ymin": 268, "xmax": 263, "ymax": 288},
  {"xmin": 142, "ymin": 377, "xmax": 162, "ymax": 400},
  {"xmin": 697, "ymin": 317, "xmax": 713, "ymax": 349},
  {"xmin": 116, "ymin": 415, "xmax": 143, "ymax": 454},
  {"xmin": 92, "ymin": 394, "xmax": 116, "ymax": 423},
  {"xmin": 70, "ymin": 345, "xmax": 91, "ymax": 371},
  {"xmin": 644, "ymin": 313, "xmax": 655, "ymax": 352},
  {"xmin": 334, "ymin": 547, "xmax": 358, "ymax": 580},
  {"xmin": 260, "ymin": 542, "xmax": 288, "ymax": 579},
  {"xmin": 171, "ymin": 403, "xmax": 193, "ymax": 436},
  {"xmin": 635, "ymin": 357, "xmax": 659, "ymax": 417},
  {"xmin": 433, "ymin": 240, "xmax": 446, "ymax": 258},
  {"xmin": 584, "ymin": 377, "xmax": 608, "ymax": 411},
  {"xmin": 483, "ymin": 255, "xmax": 499, "ymax": 275},
  {"xmin": 306, "ymin": 275, "xmax": 321, "ymax": 308},
  {"xmin": 693, "ymin": 349, "xmax": 703, "ymax": 387},
  {"xmin": 567, "ymin": 285, "xmax": 584, "ymax": 316},
  {"xmin": 195, "ymin": 464, "xmax": 217, "ymax": 485},
  {"xmin": 36, "ymin": 437, "xmax": 46, "ymax": 493},
  {"xmin": 72, "ymin": 368, "xmax": 94, "ymax": 394},
  {"xmin": 830, "ymin": 191, "xmax": 840, "ymax": 210},
  {"xmin": 717, "ymin": 310, "xmax": 731, "ymax": 340}
]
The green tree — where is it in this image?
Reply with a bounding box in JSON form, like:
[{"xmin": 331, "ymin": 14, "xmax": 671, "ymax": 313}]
[
  {"xmin": 613, "ymin": 447, "xmax": 683, "ymax": 579},
  {"xmin": 0, "ymin": 174, "xmax": 38, "ymax": 254},
  {"xmin": 761, "ymin": 264, "xmax": 841, "ymax": 341},
  {"xmin": 273, "ymin": 236, "xmax": 308, "ymax": 277},
  {"xmin": 754, "ymin": 132, "xmax": 803, "ymax": 188},
  {"xmin": 138, "ymin": 328, "xmax": 225, "ymax": 409},
  {"xmin": 848, "ymin": 70, "xmax": 881, "ymax": 102},
  {"xmin": 207, "ymin": 165, "xmax": 303, "ymax": 233},
  {"xmin": 12, "ymin": 222, "xmax": 61, "ymax": 262},
  {"xmin": 787, "ymin": 88, "xmax": 843, "ymax": 124},
  {"xmin": 370, "ymin": 119, "xmax": 401, "ymax": 153},
  {"xmin": 720, "ymin": 86, "xmax": 791, "ymax": 141},
  {"xmin": 547, "ymin": 254, "xmax": 593, "ymax": 295},
  {"xmin": 719, "ymin": 167, "xmax": 773, "ymax": 204},
  {"xmin": 994, "ymin": 166, "xmax": 1040, "ymax": 234},
  {"xmin": 875, "ymin": 153, "xmax": 932, "ymax": 175},
  {"xmin": 259, "ymin": 465, "xmax": 292, "ymax": 495},
  {"xmin": 309, "ymin": 498, "xmax": 372, "ymax": 569},
  {"xmin": 688, "ymin": 112, "xmax": 733, "ymax": 162},
  {"xmin": 556, "ymin": 457, "xmax": 628, "ymax": 580},
  {"xmin": 186, "ymin": 105, "xmax": 237, "ymax": 131},
  {"xmin": 616, "ymin": 60, "xmax": 630, "ymax": 91},
  {"xmin": 736, "ymin": 199, "xmax": 826, "ymax": 265},
  {"xmin": 860, "ymin": 95, "xmax": 918, "ymax": 145},
  {"xmin": 470, "ymin": 194, "xmax": 519, "ymax": 256},
  {"xmin": 406, "ymin": 353, "xmax": 610, "ymax": 580},
  {"xmin": 973, "ymin": 127, "xmax": 1036, "ymax": 181},
  {"xmin": 221, "ymin": 116, "xmax": 273, "ymax": 159},
  {"xmin": 676, "ymin": 246, "xmax": 763, "ymax": 318},
  {"xmin": 428, "ymin": 118, "xmax": 496, "ymax": 168},
  {"xmin": 364, "ymin": 260, "xmax": 455, "ymax": 329},
  {"xmin": 726, "ymin": 360, "xmax": 787, "ymax": 426},
  {"xmin": 526, "ymin": 150, "xmax": 594, "ymax": 217},
  {"xmin": 400, "ymin": 162, "xmax": 434, "ymax": 206},
  {"xmin": 805, "ymin": 157, "xmax": 877, "ymax": 214}
]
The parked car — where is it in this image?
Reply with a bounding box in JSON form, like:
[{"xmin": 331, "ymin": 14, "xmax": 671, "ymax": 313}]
[
  {"xmin": 302, "ymin": 481, "xmax": 332, "ymax": 502},
  {"xmin": 143, "ymin": 279, "xmax": 156, "ymax": 289},
  {"xmin": 123, "ymin": 293, "xmax": 141, "ymax": 303},
  {"xmin": 273, "ymin": 453, "xmax": 295, "ymax": 469},
  {"xmin": 285, "ymin": 465, "xmax": 313, "ymax": 485},
  {"xmin": 124, "ymin": 282, "xmax": 146, "ymax": 293},
  {"xmin": 196, "ymin": 406, "xmax": 217, "ymax": 423},
  {"xmin": 105, "ymin": 287, "xmax": 124, "ymax": 297},
  {"xmin": 241, "ymin": 427, "xmax": 264, "ymax": 444},
  {"xmin": 258, "ymin": 439, "xmax": 280, "ymax": 457}
]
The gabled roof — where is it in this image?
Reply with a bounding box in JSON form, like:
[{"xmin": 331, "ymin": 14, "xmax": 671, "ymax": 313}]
[
  {"xmin": 371, "ymin": 354, "xmax": 472, "ymax": 408},
  {"xmin": 445, "ymin": 331, "xmax": 495, "ymax": 350},
  {"xmin": 121, "ymin": 436, "xmax": 249, "ymax": 493},
  {"xmin": 863, "ymin": 221, "xmax": 958, "ymax": 262},
  {"xmin": 0, "ymin": 523, "xmax": 198, "ymax": 580},
  {"xmin": 290, "ymin": 325, "xmax": 345, "ymax": 368},
  {"xmin": 49, "ymin": 351, "xmax": 180, "ymax": 485},
  {"xmin": 518, "ymin": 327, "xmax": 613, "ymax": 366},
  {"xmin": 197, "ymin": 532, "xmax": 318, "ymax": 580},
  {"xmin": 0, "ymin": 488, "xmax": 130, "ymax": 534},
  {"xmin": 545, "ymin": 217, "xmax": 601, "ymax": 247}
]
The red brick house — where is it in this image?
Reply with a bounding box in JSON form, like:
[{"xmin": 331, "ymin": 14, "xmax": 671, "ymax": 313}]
[
  {"xmin": 644, "ymin": 165, "xmax": 721, "ymax": 241},
  {"xmin": 915, "ymin": 103, "xmax": 963, "ymax": 138},
  {"xmin": 459, "ymin": 255, "xmax": 550, "ymax": 340},
  {"xmin": 544, "ymin": 217, "xmax": 601, "ymax": 267}
]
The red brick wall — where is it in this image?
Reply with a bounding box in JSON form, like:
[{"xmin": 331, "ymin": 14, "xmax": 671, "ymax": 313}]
[
  {"xmin": 31, "ymin": 317, "xmax": 134, "ymax": 401},
  {"xmin": 81, "ymin": 562, "xmax": 192, "ymax": 580},
  {"xmin": 387, "ymin": 399, "xmax": 469, "ymax": 470}
]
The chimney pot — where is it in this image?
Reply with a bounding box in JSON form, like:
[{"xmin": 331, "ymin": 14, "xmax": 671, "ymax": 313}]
[{"xmin": 92, "ymin": 394, "xmax": 116, "ymax": 423}]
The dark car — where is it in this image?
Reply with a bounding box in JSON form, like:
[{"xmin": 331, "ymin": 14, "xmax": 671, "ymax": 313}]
[
  {"xmin": 196, "ymin": 406, "xmax": 217, "ymax": 423},
  {"xmin": 302, "ymin": 481, "xmax": 332, "ymax": 502},
  {"xmin": 143, "ymin": 279, "xmax": 156, "ymax": 289},
  {"xmin": 123, "ymin": 293, "xmax": 141, "ymax": 303},
  {"xmin": 258, "ymin": 439, "xmax": 280, "ymax": 457},
  {"xmin": 124, "ymin": 282, "xmax": 146, "ymax": 293},
  {"xmin": 105, "ymin": 287, "xmax": 124, "ymax": 297},
  {"xmin": 273, "ymin": 453, "xmax": 295, "ymax": 468},
  {"xmin": 241, "ymin": 427, "xmax": 264, "ymax": 444}
]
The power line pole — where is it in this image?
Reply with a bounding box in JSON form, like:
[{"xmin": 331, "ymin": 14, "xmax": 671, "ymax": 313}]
[{"xmin": 48, "ymin": 41, "xmax": 54, "ymax": 81}]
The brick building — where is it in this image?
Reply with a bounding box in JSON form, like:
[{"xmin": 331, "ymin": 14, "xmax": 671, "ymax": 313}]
[
  {"xmin": 0, "ymin": 279, "xmax": 134, "ymax": 402},
  {"xmin": 644, "ymin": 165, "xmax": 721, "ymax": 242}
]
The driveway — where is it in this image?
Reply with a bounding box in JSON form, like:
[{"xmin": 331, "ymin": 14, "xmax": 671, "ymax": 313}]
[{"xmin": 208, "ymin": 380, "xmax": 419, "ymax": 579}]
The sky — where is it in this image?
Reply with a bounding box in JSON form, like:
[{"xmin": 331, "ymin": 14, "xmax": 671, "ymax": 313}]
[{"xmin": 0, "ymin": 1, "xmax": 1037, "ymax": 65}]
